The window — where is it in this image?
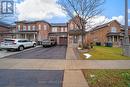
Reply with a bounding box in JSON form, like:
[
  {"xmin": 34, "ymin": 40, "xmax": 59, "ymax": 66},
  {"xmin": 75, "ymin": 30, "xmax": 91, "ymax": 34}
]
[
  {"xmin": 44, "ymin": 25, "xmax": 47, "ymax": 30},
  {"xmin": 65, "ymin": 27, "xmax": 67, "ymax": 32},
  {"xmin": 32, "ymin": 25, "xmax": 36, "ymax": 30},
  {"xmin": 18, "ymin": 25, "xmax": 20, "ymax": 31},
  {"xmin": 61, "ymin": 27, "xmax": 64, "ymax": 32},
  {"xmin": 28, "ymin": 25, "xmax": 31, "ymax": 31},
  {"xmin": 52, "ymin": 27, "xmax": 57, "ymax": 32},
  {"xmin": 23, "ymin": 25, "xmax": 26, "ymax": 31},
  {"xmin": 111, "ymin": 27, "xmax": 117, "ymax": 33},
  {"xmin": 70, "ymin": 23, "xmax": 74, "ymax": 29},
  {"xmin": 39, "ymin": 24, "xmax": 41, "ymax": 30}
]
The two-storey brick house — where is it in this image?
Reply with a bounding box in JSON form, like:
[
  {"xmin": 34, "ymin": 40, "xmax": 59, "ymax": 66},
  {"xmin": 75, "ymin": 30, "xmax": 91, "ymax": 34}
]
[
  {"xmin": 85, "ymin": 20, "xmax": 124, "ymax": 47},
  {"xmin": 15, "ymin": 20, "xmax": 51, "ymax": 42},
  {"xmin": 49, "ymin": 23, "xmax": 68, "ymax": 45}
]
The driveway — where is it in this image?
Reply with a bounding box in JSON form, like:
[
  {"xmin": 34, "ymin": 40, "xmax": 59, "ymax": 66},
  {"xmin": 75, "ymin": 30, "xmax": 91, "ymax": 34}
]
[
  {"xmin": 0, "ymin": 46, "xmax": 66, "ymax": 87},
  {"xmin": 3, "ymin": 46, "xmax": 67, "ymax": 59}
]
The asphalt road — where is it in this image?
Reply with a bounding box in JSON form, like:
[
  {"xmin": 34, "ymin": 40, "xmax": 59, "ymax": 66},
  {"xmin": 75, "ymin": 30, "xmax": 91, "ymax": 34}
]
[
  {"xmin": 0, "ymin": 69, "xmax": 64, "ymax": 87},
  {"xmin": 3, "ymin": 46, "xmax": 67, "ymax": 59},
  {"xmin": 0, "ymin": 46, "xmax": 67, "ymax": 87}
]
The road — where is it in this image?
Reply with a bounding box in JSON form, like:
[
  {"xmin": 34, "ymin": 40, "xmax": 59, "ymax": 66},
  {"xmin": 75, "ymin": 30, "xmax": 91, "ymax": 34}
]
[
  {"xmin": 0, "ymin": 46, "xmax": 67, "ymax": 87},
  {"xmin": 3, "ymin": 46, "xmax": 67, "ymax": 59}
]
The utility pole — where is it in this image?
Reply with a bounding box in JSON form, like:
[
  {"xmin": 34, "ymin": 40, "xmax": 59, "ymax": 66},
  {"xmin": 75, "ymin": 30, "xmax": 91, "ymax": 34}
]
[{"xmin": 123, "ymin": 0, "xmax": 130, "ymax": 56}]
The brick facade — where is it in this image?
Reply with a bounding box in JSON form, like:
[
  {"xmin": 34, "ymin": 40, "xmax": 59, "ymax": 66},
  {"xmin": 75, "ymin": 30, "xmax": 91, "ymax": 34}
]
[
  {"xmin": 85, "ymin": 20, "xmax": 124, "ymax": 47},
  {"xmin": 0, "ymin": 23, "xmax": 15, "ymax": 42},
  {"xmin": 49, "ymin": 23, "xmax": 68, "ymax": 45},
  {"xmin": 15, "ymin": 21, "xmax": 51, "ymax": 42}
]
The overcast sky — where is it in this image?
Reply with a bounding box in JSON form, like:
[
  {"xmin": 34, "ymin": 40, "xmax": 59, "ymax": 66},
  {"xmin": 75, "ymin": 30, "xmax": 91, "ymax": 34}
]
[{"xmin": 0, "ymin": 0, "xmax": 130, "ymax": 25}]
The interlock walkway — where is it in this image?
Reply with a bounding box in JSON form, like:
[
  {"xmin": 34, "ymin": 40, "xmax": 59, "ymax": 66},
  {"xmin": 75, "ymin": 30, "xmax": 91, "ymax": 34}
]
[{"xmin": 1, "ymin": 46, "xmax": 130, "ymax": 87}]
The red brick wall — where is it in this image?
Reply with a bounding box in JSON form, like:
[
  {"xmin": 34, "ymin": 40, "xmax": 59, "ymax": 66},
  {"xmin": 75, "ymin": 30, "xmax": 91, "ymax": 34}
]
[
  {"xmin": 85, "ymin": 20, "xmax": 122, "ymax": 45},
  {"xmin": 0, "ymin": 26, "xmax": 10, "ymax": 42},
  {"xmin": 51, "ymin": 26, "xmax": 67, "ymax": 32}
]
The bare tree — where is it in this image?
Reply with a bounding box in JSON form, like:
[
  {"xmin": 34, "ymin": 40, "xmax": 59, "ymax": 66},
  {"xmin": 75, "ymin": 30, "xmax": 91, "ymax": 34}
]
[{"xmin": 58, "ymin": 0, "xmax": 105, "ymax": 48}]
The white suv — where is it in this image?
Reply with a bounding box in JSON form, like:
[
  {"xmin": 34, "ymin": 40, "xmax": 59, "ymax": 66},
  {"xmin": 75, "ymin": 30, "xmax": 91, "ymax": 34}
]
[{"xmin": 0, "ymin": 39, "xmax": 36, "ymax": 51}]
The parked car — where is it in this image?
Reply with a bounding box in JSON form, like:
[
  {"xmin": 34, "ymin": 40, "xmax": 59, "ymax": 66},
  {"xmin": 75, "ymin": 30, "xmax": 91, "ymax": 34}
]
[
  {"xmin": 42, "ymin": 39, "xmax": 56, "ymax": 47},
  {"xmin": 0, "ymin": 39, "xmax": 36, "ymax": 51}
]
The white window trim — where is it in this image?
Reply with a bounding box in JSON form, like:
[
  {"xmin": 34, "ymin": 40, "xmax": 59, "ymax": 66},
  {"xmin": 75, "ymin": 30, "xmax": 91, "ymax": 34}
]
[
  {"xmin": 32, "ymin": 25, "xmax": 36, "ymax": 30},
  {"xmin": 39, "ymin": 24, "xmax": 41, "ymax": 30},
  {"xmin": 44, "ymin": 25, "xmax": 47, "ymax": 30},
  {"xmin": 61, "ymin": 27, "xmax": 64, "ymax": 32},
  {"xmin": 28, "ymin": 25, "xmax": 31, "ymax": 31},
  {"xmin": 52, "ymin": 27, "xmax": 57, "ymax": 32},
  {"xmin": 23, "ymin": 25, "xmax": 26, "ymax": 31},
  {"xmin": 111, "ymin": 27, "xmax": 117, "ymax": 33},
  {"xmin": 18, "ymin": 25, "xmax": 20, "ymax": 31}
]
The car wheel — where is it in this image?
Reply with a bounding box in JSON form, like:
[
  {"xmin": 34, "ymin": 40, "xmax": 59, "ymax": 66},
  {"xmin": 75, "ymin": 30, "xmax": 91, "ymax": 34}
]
[
  {"xmin": 33, "ymin": 43, "xmax": 36, "ymax": 47},
  {"xmin": 18, "ymin": 46, "xmax": 24, "ymax": 51}
]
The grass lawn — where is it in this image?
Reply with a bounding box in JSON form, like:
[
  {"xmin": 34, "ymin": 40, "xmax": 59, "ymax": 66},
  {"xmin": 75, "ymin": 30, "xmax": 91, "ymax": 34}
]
[
  {"xmin": 83, "ymin": 70, "xmax": 130, "ymax": 87},
  {"xmin": 80, "ymin": 46, "xmax": 130, "ymax": 60}
]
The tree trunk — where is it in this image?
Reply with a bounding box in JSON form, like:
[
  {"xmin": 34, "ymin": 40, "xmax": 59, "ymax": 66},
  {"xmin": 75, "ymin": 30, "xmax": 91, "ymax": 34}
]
[{"xmin": 81, "ymin": 28, "xmax": 84, "ymax": 49}]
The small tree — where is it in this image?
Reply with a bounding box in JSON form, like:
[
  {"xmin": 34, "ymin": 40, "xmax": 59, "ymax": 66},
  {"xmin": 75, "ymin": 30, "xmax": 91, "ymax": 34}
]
[{"xmin": 58, "ymin": 0, "xmax": 105, "ymax": 48}]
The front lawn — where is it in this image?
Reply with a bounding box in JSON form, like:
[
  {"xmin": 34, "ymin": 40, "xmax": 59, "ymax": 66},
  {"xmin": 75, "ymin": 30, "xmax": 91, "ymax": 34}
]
[
  {"xmin": 83, "ymin": 69, "xmax": 130, "ymax": 87},
  {"xmin": 80, "ymin": 46, "xmax": 130, "ymax": 60}
]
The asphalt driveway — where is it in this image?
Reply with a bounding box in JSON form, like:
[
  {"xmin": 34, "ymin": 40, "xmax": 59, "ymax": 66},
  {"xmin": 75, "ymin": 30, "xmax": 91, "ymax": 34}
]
[
  {"xmin": 0, "ymin": 46, "xmax": 67, "ymax": 87},
  {"xmin": 3, "ymin": 46, "xmax": 67, "ymax": 59}
]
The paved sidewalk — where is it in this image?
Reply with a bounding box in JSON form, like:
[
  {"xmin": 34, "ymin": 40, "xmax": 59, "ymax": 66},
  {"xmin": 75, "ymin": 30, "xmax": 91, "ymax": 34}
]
[
  {"xmin": 0, "ymin": 59, "xmax": 130, "ymax": 70},
  {"xmin": 63, "ymin": 46, "xmax": 89, "ymax": 87},
  {"xmin": 66, "ymin": 46, "xmax": 77, "ymax": 60},
  {"xmin": 63, "ymin": 70, "xmax": 89, "ymax": 87}
]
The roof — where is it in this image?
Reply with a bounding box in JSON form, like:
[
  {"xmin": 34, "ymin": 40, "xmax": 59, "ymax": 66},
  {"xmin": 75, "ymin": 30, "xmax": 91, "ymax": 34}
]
[
  {"xmin": 50, "ymin": 23, "xmax": 67, "ymax": 27},
  {"xmin": 15, "ymin": 20, "xmax": 50, "ymax": 25},
  {"xmin": 120, "ymin": 25, "xmax": 130, "ymax": 30},
  {"xmin": 0, "ymin": 21, "xmax": 11, "ymax": 28},
  {"xmin": 90, "ymin": 20, "xmax": 121, "ymax": 32}
]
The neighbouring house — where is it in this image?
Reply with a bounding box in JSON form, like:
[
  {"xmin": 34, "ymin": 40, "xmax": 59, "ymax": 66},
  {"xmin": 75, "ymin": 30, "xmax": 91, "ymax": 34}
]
[
  {"xmin": 15, "ymin": 20, "xmax": 51, "ymax": 43},
  {"xmin": 14, "ymin": 21, "xmax": 68, "ymax": 45},
  {"xmin": 49, "ymin": 23, "xmax": 68, "ymax": 45},
  {"xmin": 85, "ymin": 20, "xmax": 124, "ymax": 47},
  {"xmin": 0, "ymin": 22, "xmax": 16, "ymax": 42}
]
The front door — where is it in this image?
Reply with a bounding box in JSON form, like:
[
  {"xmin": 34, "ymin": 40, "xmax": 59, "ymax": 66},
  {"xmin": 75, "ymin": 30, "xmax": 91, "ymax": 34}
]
[{"xmin": 73, "ymin": 35, "xmax": 78, "ymax": 43}]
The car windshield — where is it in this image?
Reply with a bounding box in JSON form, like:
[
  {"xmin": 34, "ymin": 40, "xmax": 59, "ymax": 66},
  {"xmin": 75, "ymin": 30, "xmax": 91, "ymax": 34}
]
[{"xmin": 4, "ymin": 39, "xmax": 15, "ymax": 43}]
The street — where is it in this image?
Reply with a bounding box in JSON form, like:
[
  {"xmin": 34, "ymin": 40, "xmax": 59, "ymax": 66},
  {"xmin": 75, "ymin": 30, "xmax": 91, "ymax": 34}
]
[{"xmin": 0, "ymin": 46, "xmax": 67, "ymax": 87}]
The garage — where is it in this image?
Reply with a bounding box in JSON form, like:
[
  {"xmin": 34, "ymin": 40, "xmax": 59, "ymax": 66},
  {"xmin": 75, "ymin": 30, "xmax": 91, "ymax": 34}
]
[{"xmin": 59, "ymin": 37, "xmax": 67, "ymax": 46}]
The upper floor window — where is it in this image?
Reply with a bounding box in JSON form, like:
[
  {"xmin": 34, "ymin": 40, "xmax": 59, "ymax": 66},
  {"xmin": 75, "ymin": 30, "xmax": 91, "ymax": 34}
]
[
  {"xmin": 111, "ymin": 27, "xmax": 117, "ymax": 33},
  {"xmin": 23, "ymin": 25, "xmax": 26, "ymax": 31},
  {"xmin": 32, "ymin": 25, "xmax": 36, "ymax": 30},
  {"xmin": 28, "ymin": 25, "xmax": 31, "ymax": 31},
  {"xmin": 52, "ymin": 27, "xmax": 57, "ymax": 32},
  {"xmin": 70, "ymin": 23, "xmax": 74, "ymax": 30},
  {"xmin": 65, "ymin": 27, "xmax": 67, "ymax": 32},
  {"xmin": 18, "ymin": 25, "xmax": 20, "ymax": 31},
  {"xmin": 61, "ymin": 27, "xmax": 64, "ymax": 32},
  {"xmin": 39, "ymin": 24, "xmax": 41, "ymax": 30},
  {"xmin": 44, "ymin": 25, "xmax": 47, "ymax": 30}
]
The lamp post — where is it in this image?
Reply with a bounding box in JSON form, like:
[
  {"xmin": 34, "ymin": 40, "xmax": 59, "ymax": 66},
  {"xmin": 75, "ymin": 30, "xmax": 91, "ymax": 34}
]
[{"xmin": 123, "ymin": 0, "xmax": 130, "ymax": 56}]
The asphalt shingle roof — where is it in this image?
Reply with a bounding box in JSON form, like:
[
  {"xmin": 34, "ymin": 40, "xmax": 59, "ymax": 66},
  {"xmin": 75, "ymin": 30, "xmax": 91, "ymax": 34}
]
[{"xmin": 50, "ymin": 23, "xmax": 67, "ymax": 27}]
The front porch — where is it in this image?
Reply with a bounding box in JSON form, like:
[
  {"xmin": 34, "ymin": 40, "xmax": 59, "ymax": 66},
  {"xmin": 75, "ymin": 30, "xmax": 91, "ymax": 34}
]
[
  {"xmin": 16, "ymin": 31, "xmax": 37, "ymax": 41},
  {"xmin": 68, "ymin": 29, "xmax": 83, "ymax": 47},
  {"xmin": 107, "ymin": 32, "xmax": 124, "ymax": 47}
]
